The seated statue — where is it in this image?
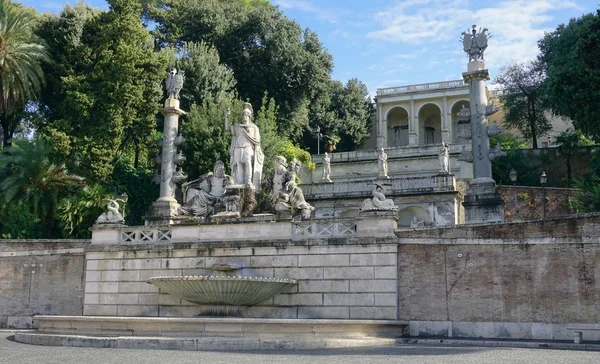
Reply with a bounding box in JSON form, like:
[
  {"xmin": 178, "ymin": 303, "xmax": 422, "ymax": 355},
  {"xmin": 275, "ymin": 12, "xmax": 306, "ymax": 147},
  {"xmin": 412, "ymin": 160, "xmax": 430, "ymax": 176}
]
[
  {"xmin": 180, "ymin": 161, "xmax": 232, "ymax": 217},
  {"xmin": 275, "ymin": 159, "xmax": 314, "ymax": 219},
  {"xmin": 361, "ymin": 182, "xmax": 398, "ymax": 211}
]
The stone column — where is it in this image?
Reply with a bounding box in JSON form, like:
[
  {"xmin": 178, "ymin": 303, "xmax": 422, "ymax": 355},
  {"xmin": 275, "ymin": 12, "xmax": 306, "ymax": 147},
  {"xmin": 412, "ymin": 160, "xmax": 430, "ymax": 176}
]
[
  {"xmin": 382, "ymin": 118, "xmax": 388, "ymax": 148},
  {"xmin": 409, "ymin": 99, "xmax": 418, "ymax": 146},
  {"xmin": 376, "ymin": 102, "xmax": 384, "ymax": 148},
  {"xmin": 461, "ymin": 60, "xmax": 504, "ymax": 223},
  {"xmin": 441, "ymin": 97, "xmax": 450, "ymax": 144},
  {"xmin": 146, "ymin": 97, "xmax": 186, "ymax": 225}
]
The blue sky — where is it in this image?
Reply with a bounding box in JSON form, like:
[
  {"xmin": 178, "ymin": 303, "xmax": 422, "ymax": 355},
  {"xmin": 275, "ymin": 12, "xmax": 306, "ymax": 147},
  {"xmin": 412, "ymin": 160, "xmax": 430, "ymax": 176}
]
[{"xmin": 24, "ymin": 0, "xmax": 598, "ymax": 95}]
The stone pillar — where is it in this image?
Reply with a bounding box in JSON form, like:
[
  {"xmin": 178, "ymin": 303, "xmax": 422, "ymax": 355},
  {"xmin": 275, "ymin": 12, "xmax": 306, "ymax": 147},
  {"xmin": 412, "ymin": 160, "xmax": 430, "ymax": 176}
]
[
  {"xmin": 441, "ymin": 97, "xmax": 450, "ymax": 144},
  {"xmin": 461, "ymin": 60, "xmax": 504, "ymax": 223},
  {"xmin": 377, "ymin": 102, "xmax": 384, "ymax": 149},
  {"xmin": 409, "ymin": 99, "xmax": 418, "ymax": 146},
  {"xmin": 146, "ymin": 97, "xmax": 186, "ymax": 225}
]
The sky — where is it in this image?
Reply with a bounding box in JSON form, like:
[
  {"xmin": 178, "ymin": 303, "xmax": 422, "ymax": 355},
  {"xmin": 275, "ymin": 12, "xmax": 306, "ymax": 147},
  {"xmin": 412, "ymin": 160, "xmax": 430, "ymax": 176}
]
[{"xmin": 24, "ymin": 0, "xmax": 599, "ymax": 96}]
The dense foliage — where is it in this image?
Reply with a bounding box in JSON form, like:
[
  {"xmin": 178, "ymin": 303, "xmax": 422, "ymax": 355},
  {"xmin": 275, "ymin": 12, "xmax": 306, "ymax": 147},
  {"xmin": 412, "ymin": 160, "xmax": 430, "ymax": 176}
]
[
  {"xmin": 539, "ymin": 10, "xmax": 600, "ymax": 142},
  {"xmin": 494, "ymin": 61, "xmax": 551, "ymax": 149}
]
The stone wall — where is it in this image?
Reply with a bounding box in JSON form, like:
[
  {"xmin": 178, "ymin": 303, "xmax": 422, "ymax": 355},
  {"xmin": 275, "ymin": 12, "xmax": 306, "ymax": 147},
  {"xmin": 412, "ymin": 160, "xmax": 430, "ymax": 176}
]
[
  {"xmin": 500, "ymin": 186, "xmax": 578, "ymax": 221},
  {"xmin": 395, "ymin": 214, "xmax": 600, "ymax": 340},
  {"xmin": 84, "ymin": 239, "xmax": 399, "ymax": 320},
  {"xmin": 0, "ymin": 240, "xmax": 88, "ymax": 328}
]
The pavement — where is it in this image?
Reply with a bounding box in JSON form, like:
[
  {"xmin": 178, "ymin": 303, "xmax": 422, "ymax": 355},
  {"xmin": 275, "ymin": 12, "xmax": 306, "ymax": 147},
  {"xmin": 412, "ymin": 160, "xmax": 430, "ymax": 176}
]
[{"xmin": 2, "ymin": 331, "xmax": 600, "ymax": 364}]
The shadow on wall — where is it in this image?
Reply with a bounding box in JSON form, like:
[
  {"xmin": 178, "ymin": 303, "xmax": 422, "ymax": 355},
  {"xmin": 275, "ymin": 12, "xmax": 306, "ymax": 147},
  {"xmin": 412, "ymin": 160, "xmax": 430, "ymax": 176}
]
[{"xmin": 398, "ymin": 206, "xmax": 430, "ymax": 227}]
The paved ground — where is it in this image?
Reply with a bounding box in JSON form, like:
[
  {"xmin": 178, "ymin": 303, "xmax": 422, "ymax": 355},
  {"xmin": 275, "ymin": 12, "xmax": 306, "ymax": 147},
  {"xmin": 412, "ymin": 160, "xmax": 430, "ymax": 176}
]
[{"xmin": 1, "ymin": 331, "xmax": 598, "ymax": 364}]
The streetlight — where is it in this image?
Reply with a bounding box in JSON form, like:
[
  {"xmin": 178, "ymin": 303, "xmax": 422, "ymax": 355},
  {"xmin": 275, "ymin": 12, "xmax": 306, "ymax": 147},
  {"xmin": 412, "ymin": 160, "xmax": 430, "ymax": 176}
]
[
  {"xmin": 540, "ymin": 171, "xmax": 547, "ymax": 219},
  {"xmin": 312, "ymin": 126, "xmax": 322, "ymax": 155},
  {"xmin": 509, "ymin": 168, "xmax": 520, "ymax": 220}
]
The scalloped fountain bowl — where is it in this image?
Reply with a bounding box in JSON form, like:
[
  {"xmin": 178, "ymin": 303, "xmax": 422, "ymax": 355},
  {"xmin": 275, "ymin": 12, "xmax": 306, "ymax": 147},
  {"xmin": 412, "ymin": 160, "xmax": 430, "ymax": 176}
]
[{"xmin": 147, "ymin": 276, "xmax": 298, "ymax": 306}]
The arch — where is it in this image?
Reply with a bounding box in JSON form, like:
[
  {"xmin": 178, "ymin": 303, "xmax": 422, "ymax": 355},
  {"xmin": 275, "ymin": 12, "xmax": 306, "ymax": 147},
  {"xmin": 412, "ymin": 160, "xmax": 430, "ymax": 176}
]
[
  {"xmin": 398, "ymin": 206, "xmax": 431, "ymax": 227},
  {"xmin": 386, "ymin": 106, "xmax": 410, "ymax": 147},
  {"xmin": 384, "ymin": 105, "xmax": 409, "ymax": 121},
  {"xmin": 450, "ymin": 100, "xmax": 470, "ymax": 143},
  {"xmin": 414, "ymin": 101, "xmax": 442, "ymax": 117},
  {"xmin": 417, "ymin": 103, "xmax": 442, "ymax": 145}
]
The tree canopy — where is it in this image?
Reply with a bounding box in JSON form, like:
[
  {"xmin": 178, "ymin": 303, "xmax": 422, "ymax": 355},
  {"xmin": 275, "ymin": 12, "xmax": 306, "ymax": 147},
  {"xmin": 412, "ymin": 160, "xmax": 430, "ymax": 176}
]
[
  {"xmin": 494, "ymin": 60, "xmax": 551, "ymax": 149},
  {"xmin": 539, "ymin": 10, "xmax": 600, "ymax": 141}
]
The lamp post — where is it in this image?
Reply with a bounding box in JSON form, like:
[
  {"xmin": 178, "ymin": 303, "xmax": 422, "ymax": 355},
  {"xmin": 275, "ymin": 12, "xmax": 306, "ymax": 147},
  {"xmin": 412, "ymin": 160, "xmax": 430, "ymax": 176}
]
[
  {"xmin": 540, "ymin": 171, "xmax": 547, "ymax": 219},
  {"xmin": 313, "ymin": 126, "xmax": 322, "ymax": 155},
  {"xmin": 509, "ymin": 168, "xmax": 520, "ymax": 220}
]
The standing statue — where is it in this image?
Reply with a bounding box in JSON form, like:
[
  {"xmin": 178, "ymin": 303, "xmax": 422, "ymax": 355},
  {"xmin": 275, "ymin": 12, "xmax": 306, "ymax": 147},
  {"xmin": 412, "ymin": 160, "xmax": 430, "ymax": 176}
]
[
  {"xmin": 439, "ymin": 142, "xmax": 450, "ymax": 173},
  {"xmin": 165, "ymin": 69, "xmax": 185, "ymax": 99},
  {"xmin": 226, "ymin": 102, "xmax": 264, "ymax": 188},
  {"xmin": 460, "ymin": 25, "xmax": 490, "ymax": 62},
  {"xmin": 377, "ymin": 148, "xmax": 389, "ymax": 178},
  {"xmin": 266, "ymin": 156, "xmax": 289, "ymax": 208},
  {"xmin": 180, "ymin": 161, "xmax": 232, "ymax": 217},
  {"xmin": 321, "ymin": 152, "xmax": 332, "ymax": 182}
]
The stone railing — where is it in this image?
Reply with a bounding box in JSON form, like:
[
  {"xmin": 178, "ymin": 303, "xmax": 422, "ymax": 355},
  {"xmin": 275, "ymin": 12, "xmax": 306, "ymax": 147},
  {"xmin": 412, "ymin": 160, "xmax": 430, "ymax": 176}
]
[
  {"xmin": 302, "ymin": 174, "xmax": 456, "ymax": 200},
  {"xmin": 120, "ymin": 228, "xmax": 172, "ymax": 244},
  {"xmin": 292, "ymin": 220, "xmax": 357, "ymax": 240},
  {"xmin": 377, "ymin": 80, "xmax": 467, "ymax": 96}
]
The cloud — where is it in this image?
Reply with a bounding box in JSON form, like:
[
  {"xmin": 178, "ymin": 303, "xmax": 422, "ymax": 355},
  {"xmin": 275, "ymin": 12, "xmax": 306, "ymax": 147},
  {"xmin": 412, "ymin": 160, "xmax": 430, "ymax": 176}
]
[
  {"xmin": 366, "ymin": 0, "xmax": 580, "ymax": 68},
  {"xmin": 273, "ymin": 0, "xmax": 340, "ymax": 24}
]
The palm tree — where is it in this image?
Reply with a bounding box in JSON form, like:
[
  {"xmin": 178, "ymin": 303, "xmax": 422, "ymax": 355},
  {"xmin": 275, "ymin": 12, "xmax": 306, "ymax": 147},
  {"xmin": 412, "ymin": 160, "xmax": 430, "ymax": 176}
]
[
  {"xmin": 0, "ymin": 0, "xmax": 48, "ymax": 146},
  {"xmin": 0, "ymin": 138, "xmax": 85, "ymax": 233}
]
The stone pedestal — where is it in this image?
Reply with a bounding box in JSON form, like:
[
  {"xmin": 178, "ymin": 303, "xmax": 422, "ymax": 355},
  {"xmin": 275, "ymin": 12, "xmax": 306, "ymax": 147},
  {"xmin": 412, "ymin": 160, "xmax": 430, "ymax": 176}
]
[
  {"xmin": 356, "ymin": 210, "xmax": 398, "ymax": 238},
  {"xmin": 462, "ymin": 178, "xmax": 504, "ymax": 223},
  {"xmin": 145, "ymin": 200, "xmax": 183, "ymax": 226}
]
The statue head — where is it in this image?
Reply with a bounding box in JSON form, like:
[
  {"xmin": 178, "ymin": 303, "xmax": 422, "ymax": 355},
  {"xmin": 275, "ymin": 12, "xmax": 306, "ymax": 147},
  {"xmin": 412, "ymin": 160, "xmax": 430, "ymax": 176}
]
[
  {"xmin": 213, "ymin": 161, "xmax": 225, "ymax": 177},
  {"xmin": 274, "ymin": 156, "xmax": 287, "ymax": 173},
  {"xmin": 242, "ymin": 102, "xmax": 253, "ymax": 124}
]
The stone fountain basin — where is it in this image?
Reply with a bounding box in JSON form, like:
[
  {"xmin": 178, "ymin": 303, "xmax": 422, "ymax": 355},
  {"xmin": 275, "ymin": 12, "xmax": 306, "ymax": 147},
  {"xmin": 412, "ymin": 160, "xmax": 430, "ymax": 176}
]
[{"xmin": 147, "ymin": 276, "xmax": 298, "ymax": 306}]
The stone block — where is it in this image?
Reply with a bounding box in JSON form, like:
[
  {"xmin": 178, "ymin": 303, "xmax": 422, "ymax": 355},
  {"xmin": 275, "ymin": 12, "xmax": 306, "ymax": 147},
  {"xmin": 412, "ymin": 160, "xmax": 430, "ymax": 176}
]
[
  {"xmin": 123, "ymin": 259, "xmax": 162, "ymax": 270},
  {"xmin": 87, "ymin": 252, "xmax": 123, "ymax": 260},
  {"xmin": 116, "ymin": 305, "xmax": 158, "ymax": 317},
  {"xmin": 298, "ymin": 306, "xmax": 350, "ymax": 319},
  {"xmin": 273, "ymin": 293, "xmax": 323, "ymax": 306},
  {"xmin": 323, "ymin": 267, "xmax": 374, "ymax": 279},
  {"xmin": 158, "ymin": 293, "xmax": 181, "ymax": 306},
  {"xmin": 138, "ymin": 293, "xmax": 159, "ymax": 305},
  {"xmin": 273, "ymin": 267, "xmax": 323, "ymax": 280},
  {"xmin": 375, "ymin": 266, "xmax": 397, "ymax": 279},
  {"xmin": 161, "ymin": 257, "xmax": 205, "ymax": 269},
  {"xmin": 298, "ymin": 280, "xmax": 349, "ymax": 293},
  {"xmin": 86, "ymin": 259, "xmax": 122, "ymax": 271},
  {"xmin": 350, "ymin": 279, "xmax": 396, "ymax": 293},
  {"xmin": 243, "ymin": 306, "xmax": 298, "ymax": 319},
  {"xmin": 7, "ymin": 316, "xmax": 33, "ymax": 329},
  {"xmin": 350, "ymin": 253, "xmax": 396, "ymax": 266},
  {"xmin": 101, "ymin": 270, "xmax": 141, "ymax": 282},
  {"xmin": 84, "ymin": 294, "xmax": 100, "ymax": 305},
  {"xmin": 324, "ymin": 293, "xmax": 374, "ymax": 306},
  {"xmin": 85, "ymin": 271, "xmax": 101, "ymax": 282},
  {"xmin": 83, "ymin": 305, "xmax": 118, "ymax": 316},
  {"xmin": 86, "ymin": 282, "xmax": 119, "ymax": 293},
  {"xmin": 205, "ymin": 256, "xmax": 251, "ymax": 268},
  {"xmin": 250, "ymin": 255, "xmax": 298, "ymax": 268},
  {"xmin": 244, "ymin": 267, "xmax": 275, "ymax": 278},
  {"xmin": 118, "ymin": 281, "xmax": 159, "ymax": 294},
  {"xmin": 298, "ymin": 254, "xmax": 349, "ymax": 267},
  {"xmin": 139, "ymin": 269, "xmax": 182, "ymax": 281},
  {"xmin": 375, "ymin": 293, "xmax": 397, "ymax": 306}
]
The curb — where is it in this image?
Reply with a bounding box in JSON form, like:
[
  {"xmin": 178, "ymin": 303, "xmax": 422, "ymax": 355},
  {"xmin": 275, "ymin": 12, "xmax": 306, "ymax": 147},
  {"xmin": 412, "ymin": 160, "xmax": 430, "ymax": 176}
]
[
  {"xmin": 14, "ymin": 332, "xmax": 397, "ymax": 351},
  {"xmin": 398, "ymin": 338, "xmax": 600, "ymax": 351}
]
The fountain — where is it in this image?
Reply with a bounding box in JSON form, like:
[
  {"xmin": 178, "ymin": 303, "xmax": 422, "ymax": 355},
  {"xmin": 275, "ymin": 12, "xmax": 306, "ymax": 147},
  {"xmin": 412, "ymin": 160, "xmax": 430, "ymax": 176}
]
[{"xmin": 147, "ymin": 265, "xmax": 297, "ymax": 315}]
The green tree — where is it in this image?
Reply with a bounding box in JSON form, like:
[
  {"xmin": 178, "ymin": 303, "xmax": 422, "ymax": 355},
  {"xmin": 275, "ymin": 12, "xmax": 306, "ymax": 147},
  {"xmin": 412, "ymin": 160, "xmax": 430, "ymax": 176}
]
[
  {"xmin": 149, "ymin": 0, "xmax": 333, "ymax": 140},
  {"xmin": 556, "ymin": 129, "xmax": 594, "ymax": 187},
  {"xmin": 0, "ymin": 0, "xmax": 48, "ymax": 147},
  {"xmin": 494, "ymin": 60, "xmax": 551, "ymax": 149},
  {"xmin": 539, "ymin": 10, "xmax": 600, "ymax": 141},
  {"xmin": 36, "ymin": 0, "xmax": 170, "ymax": 180},
  {"xmin": 573, "ymin": 149, "xmax": 600, "ymax": 212},
  {"xmin": 0, "ymin": 138, "xmax": 84, "ymax": 237}
]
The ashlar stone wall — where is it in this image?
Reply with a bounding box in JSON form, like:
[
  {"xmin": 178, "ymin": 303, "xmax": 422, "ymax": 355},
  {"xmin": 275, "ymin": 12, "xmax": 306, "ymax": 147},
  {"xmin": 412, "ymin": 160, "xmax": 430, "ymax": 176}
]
[{"xmin": 84, "ymin": 240, "xmax": 399, "ymax": 320}]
